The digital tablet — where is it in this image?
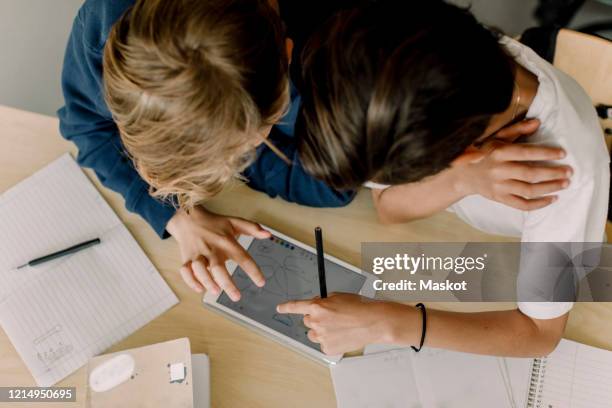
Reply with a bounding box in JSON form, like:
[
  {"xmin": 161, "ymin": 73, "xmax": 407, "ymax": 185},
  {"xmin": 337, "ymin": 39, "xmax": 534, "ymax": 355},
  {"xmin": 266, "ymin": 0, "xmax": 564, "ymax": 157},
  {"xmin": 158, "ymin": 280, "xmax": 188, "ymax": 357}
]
[{"xmin": 203, "ymin": 226, "xmax": 376, "ymax": 365}]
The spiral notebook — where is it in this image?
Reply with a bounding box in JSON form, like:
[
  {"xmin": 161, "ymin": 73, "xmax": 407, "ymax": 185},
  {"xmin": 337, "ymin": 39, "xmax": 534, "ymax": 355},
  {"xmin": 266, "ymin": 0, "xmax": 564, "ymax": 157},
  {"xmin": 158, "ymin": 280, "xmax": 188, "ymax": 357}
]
[
  {"xmin": 0, "ymin": 154, "xmax": 179, "ymax": 386},
  {"xmin": 526, "ymin": 339, "xmax": 612, "ymax": 408},
  {"xmin": 332, "ymin": 339, "xmax": 612, "ymax": 408}
]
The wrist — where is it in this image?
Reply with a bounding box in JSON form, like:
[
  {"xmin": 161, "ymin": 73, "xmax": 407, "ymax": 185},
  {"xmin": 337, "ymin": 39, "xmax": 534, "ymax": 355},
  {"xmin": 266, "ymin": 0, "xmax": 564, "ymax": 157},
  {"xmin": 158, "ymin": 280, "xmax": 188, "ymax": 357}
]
[
  {"xmin": 378, "ymin": 302, "xmax": 420, "ymax": 346},
  {"xmin": 166, "ymin": 208, "xmax": 188, "ymax": 237},
  {"xmin": 450, "ymin": 166, "xmax": 474, "ymax": 197}
]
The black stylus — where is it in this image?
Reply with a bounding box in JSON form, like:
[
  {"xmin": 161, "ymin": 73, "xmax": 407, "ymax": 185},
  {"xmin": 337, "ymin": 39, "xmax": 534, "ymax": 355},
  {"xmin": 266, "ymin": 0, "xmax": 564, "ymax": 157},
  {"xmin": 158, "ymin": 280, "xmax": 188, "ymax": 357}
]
[
  {"xmin": 314, "ymin": 227, "xmax": 327, "ymax": 298},
  {"xmin": 17, "ymin": 238, "xmax": 101, "ymax": 269}
]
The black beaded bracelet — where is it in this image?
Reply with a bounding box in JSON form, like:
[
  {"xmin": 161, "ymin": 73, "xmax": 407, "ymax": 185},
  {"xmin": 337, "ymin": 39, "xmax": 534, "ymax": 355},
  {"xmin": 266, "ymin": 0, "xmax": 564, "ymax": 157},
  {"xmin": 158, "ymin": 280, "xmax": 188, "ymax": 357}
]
[{"xmin": 411, "ymin": 303, "xmax": 427, "ymax": 352}]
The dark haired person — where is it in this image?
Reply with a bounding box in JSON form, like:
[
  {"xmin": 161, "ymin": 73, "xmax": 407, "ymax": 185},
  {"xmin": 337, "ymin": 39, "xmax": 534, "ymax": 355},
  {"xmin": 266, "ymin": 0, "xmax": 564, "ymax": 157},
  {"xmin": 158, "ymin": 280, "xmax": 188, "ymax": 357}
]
[{"xmin": 278, "ymin": 0, "xmax": 609, "ymax": 356}]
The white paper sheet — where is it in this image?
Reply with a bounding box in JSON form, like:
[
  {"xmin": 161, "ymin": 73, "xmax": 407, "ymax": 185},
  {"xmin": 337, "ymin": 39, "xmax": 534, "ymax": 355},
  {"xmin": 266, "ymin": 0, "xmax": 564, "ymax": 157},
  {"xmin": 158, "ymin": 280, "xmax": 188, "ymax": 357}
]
[
  {"xmin": 331, "ymin": 348, "xmax": 422, "ymax": 408},
  {"xmin": 503, "ymin": 357, "xmax": 531, "ymax": 408},
  {"xmin": 408, "ymin": 347, "xmax": 513, "ymax": 408},
  {"xmin": 361, "ymin": 344, "xmax": 518, "ymax": 407},
  {"xmin": 0, "ymin": 154, "xmax": 178, "ymax": 386}
]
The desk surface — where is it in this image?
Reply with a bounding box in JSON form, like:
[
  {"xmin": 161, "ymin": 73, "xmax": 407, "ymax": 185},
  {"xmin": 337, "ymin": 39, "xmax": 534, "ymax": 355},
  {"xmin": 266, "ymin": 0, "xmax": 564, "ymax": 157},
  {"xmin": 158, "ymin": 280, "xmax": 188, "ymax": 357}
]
[{"xmin": 1, "ymin": 105, "xmax": 612, "ymax": 407}]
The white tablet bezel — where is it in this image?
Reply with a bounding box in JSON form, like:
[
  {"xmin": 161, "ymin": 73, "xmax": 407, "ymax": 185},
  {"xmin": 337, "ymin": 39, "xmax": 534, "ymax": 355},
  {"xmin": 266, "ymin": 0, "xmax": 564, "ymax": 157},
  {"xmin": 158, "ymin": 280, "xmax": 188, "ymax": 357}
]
[{"xmin": 202, "ymin": 225, "xmax": 376, "ymax": 365}]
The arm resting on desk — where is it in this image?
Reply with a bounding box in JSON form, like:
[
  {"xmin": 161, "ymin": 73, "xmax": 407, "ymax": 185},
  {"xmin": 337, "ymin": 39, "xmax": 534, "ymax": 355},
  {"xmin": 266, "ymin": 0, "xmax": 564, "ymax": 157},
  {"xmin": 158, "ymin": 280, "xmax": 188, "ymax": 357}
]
[
  {"xmin": 385, "ymin": 303, "xmax": 568, "ymax": 357},
  {"xmin": 278, "ymin": 294, "xmax": 567, "ymax": 357},
  {"xmin": 372, "ymin": 169, "xmax": 464, "ymax": 224}
]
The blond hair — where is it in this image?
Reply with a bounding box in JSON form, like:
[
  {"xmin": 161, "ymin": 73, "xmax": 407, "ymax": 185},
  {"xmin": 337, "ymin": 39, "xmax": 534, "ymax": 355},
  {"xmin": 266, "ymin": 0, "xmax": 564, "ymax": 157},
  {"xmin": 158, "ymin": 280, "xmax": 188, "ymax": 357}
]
[{"xmin": 103, "ymin": 0, "xmax": 289, "ymax": 209}]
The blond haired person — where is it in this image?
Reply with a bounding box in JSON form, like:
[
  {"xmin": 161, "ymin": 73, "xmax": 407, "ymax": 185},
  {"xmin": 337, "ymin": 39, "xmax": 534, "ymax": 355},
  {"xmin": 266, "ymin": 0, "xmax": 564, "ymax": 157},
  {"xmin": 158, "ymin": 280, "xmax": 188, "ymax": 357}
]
[{"xmin": 59, "ymin": 0, "xmax": 356, "ymax": 299}]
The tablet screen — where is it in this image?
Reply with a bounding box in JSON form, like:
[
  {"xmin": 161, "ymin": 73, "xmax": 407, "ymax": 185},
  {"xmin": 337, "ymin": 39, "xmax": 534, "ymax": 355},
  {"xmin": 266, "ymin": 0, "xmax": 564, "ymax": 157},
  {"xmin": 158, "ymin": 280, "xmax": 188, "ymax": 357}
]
[{"xmin": 217, "ymin": 235, "xmax": 366, "ymax": 351}]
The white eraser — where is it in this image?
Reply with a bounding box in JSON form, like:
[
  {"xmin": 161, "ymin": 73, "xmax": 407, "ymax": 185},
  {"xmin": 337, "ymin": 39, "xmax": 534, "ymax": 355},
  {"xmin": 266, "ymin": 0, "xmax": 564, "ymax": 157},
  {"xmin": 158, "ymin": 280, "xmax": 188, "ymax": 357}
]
[{"xmin": 89, "ymin": 354, "xmax": 135, "ymax": 393}]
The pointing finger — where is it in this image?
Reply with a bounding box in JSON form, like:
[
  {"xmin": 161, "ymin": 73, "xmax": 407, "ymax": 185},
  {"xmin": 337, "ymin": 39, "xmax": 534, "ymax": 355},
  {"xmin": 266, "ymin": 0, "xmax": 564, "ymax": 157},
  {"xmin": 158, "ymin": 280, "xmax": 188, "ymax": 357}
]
[{"xmin": 277, "ymin": 300, "xmax": 315, "ymax": 315}]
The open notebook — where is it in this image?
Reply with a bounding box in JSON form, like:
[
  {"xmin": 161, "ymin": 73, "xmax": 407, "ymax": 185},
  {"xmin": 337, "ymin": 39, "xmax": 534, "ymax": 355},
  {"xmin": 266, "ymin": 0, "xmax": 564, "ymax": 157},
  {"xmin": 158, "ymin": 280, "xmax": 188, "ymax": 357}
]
[
  {"xmin": 527, "ymin": 339, "xmax": 612, "ymax": 408},
  {"xmin": 331, "ymin": 339, "xmax": 612, "ymax": 408},
  {"xmin": 0, "ymin": 154, "xmax": 178, "ymax": 386}
]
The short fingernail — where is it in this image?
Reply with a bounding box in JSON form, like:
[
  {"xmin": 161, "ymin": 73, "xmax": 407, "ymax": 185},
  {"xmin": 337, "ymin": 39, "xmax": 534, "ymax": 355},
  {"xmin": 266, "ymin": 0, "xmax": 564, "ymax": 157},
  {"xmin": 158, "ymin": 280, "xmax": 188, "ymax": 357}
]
[
  {"xmin": 551, "ymin": 196, "xmax": 558, "ymax": 202},
  {"xmin": 559, "ymin": 151, "xmax": 566, "ymax": 158},
  {"xmin": 256, "ymin": 279, "xmax": 265, "ymax": 287},
  {"xmin": 231, "ymin": 292, "xmax": 241, "ymax": 301},
  {"xmin": 562, "ymin": 180, "xmax": 570, "ymax": 188}
]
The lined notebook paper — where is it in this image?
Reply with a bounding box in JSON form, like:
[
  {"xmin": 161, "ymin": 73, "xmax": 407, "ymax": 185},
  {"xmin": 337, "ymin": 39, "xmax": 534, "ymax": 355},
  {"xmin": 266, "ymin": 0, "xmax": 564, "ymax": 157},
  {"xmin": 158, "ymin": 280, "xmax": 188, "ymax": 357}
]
[
  {"xmin": 0, "ymin": 154, "xmax": 178, "ymax": 386},
  {"xmin": 527, "ymin": 339, "xmax": 612, "ymax": 408}
]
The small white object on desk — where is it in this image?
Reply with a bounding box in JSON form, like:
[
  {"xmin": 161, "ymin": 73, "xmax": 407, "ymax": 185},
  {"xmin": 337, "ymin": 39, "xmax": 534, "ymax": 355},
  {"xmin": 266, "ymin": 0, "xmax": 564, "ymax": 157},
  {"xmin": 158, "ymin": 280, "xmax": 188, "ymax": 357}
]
[
  {"xmin": 89, "ymin": 354, "xmax": 135, "ymax": 393},
  {"xmin": 170, "ymin": 362, "xmax": 187, "ymax": 383}
]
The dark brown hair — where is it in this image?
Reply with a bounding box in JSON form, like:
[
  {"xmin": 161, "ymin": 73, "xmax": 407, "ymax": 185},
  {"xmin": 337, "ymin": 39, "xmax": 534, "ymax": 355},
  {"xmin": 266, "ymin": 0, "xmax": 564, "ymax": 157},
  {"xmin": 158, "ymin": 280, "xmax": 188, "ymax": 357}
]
[
  {"xmin": 297, "ymin": 0, "xmax": 515, "ymax": 189},
  {"xmin": 104, "ymin": 0, "xmax": 288, "ymax": 208}
]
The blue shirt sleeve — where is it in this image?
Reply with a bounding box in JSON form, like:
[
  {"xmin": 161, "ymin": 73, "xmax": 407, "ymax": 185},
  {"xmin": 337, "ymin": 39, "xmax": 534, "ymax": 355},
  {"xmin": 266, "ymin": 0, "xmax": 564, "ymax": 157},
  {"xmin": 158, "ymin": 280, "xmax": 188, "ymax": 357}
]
[
  {"xmin": 243, "ymin": 130, "xmax": 356, "ymax": 207},
  {"xmin": 57, "ymin": 0, "xmax": 176, "ymax": 239},
  {"xmin": 243, "ymin": 92, "xmax": 355, "ymax": 207}
]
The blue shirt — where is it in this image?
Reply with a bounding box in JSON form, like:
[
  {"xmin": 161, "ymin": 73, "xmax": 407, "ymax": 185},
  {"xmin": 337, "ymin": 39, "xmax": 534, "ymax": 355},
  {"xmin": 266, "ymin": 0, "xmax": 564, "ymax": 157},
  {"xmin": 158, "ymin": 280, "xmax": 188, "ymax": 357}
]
[{"xmin": 58, "ymin": 0, "xmax": 354, "ymax": 238}]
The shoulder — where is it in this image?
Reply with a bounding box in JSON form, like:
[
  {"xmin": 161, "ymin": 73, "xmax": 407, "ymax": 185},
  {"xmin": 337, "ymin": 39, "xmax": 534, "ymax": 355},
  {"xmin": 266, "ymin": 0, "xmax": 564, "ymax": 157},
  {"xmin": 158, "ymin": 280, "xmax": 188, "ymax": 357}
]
[
  {"xmin": 506, "ymin": 38, "xmax": 609, "ymax": 175},
  {"xmin": 76, "ymin": 0, "xmax": 136, "ymax": 52},
  {"xmin": 508, "ymin": 37, "xmax": 597, "ymax": 126}
]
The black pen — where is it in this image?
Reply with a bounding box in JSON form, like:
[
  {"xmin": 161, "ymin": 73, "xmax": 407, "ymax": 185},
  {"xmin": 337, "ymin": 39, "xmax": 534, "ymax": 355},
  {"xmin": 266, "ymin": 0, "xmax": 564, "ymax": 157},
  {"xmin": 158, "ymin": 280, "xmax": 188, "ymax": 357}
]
[
  {"xmin": 314, "ymin": 226, "xmax": 327, "ymax": 298},
  {"xmin": 17, "ymin": 238, "xmax": 101, "ymax": 269}
]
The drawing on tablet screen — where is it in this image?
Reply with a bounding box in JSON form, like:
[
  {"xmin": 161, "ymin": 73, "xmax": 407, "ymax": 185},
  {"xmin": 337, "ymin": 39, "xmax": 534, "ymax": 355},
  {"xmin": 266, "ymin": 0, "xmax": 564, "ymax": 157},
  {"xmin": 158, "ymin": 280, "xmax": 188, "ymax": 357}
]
[
  {"xmin": 218, "ymin": 236, "xmax": 366, "ymax": 350},
  {"xmin": 235, "ymin": 253, "xmax": 316, "ymax": 298}
]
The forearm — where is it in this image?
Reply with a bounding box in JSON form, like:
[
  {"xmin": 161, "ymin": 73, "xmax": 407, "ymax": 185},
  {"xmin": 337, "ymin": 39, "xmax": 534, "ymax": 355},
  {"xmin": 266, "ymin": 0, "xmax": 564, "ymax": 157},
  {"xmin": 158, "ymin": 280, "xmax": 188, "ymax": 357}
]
[
  {"xmin": 373, "ymin": 168, "xmax": 465, "ymax": 224},
  {"xmin": 383, "ymin": 303, "xmax": 566, "ymax": 357}
]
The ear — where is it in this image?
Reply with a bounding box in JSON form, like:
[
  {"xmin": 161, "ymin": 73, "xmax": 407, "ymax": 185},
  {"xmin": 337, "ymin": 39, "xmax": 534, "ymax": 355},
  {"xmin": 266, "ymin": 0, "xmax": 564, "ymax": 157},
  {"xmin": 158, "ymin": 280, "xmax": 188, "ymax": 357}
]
[
  {"xmin": 286, "ymin": 38, "xmax": 294, "ymax": 65},
  {"xmin": 450, "ymin": 146, "xmax": 485, "ymax": 167}
]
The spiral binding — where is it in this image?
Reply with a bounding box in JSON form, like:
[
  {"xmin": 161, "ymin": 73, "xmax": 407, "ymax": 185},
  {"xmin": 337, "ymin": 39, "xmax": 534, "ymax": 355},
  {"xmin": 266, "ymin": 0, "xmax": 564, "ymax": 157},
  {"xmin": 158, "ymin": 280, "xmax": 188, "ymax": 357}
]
[{"xmin": 526, "ymin": 357, "xmax": 548, "ymax": 408}]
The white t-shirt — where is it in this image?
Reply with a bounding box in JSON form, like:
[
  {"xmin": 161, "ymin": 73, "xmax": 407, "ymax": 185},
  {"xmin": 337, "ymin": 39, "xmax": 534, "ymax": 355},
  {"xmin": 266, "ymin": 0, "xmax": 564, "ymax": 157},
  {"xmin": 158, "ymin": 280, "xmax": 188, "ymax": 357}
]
[{"xmin": 366, "ymin": 38, "xmax": 610, "ymax": 319}]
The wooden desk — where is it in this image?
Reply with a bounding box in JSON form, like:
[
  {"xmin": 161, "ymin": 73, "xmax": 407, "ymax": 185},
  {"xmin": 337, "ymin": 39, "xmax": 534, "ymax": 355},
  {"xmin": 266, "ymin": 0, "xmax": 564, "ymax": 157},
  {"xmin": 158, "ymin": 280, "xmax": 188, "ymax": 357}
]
[{"xmin": 1, "ymin": 105, "xmax": 612, "ymax": 407}]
